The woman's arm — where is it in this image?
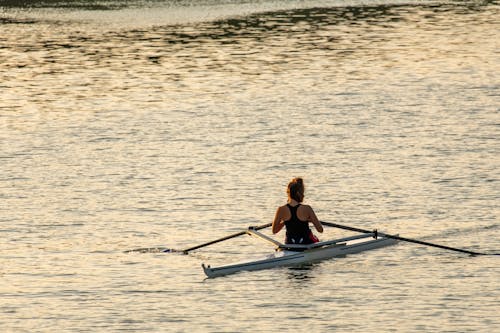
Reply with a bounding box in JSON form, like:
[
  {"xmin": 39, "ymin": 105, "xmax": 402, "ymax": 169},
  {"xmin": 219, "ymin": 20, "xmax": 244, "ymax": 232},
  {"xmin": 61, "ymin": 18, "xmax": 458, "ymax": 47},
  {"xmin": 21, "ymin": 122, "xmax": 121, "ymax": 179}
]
[
  {"xmin": 306, "ymin": 205, "xmax": 323, "ymax": 233},
  {"xmin": 272, "ymin": 206, "xmax": 285, "ymax": 234}
]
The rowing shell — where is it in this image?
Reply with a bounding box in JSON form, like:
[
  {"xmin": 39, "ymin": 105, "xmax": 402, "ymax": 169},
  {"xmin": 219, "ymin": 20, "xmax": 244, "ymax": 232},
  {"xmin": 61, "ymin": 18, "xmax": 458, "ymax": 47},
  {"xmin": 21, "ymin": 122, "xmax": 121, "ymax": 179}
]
[{"xmin": 202, "ymin": 230, "xmax": 398, "ymax": 278}]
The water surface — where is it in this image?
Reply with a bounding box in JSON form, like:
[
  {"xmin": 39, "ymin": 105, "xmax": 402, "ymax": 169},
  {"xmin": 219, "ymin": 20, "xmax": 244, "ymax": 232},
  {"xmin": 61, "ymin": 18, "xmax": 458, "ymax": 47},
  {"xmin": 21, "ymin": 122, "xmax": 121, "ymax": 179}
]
[{"xmin": 0, "ymin": 0, "xmax": 499, "ymax": 332}]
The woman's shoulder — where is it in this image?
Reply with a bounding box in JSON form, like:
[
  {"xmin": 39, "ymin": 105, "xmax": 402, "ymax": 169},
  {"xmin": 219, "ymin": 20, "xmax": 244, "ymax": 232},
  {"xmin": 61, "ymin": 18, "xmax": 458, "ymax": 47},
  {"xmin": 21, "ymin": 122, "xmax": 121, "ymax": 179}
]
[
  {"xmin": 298, "ymin": 204, "xmax": 314, "ymax": 212},
  {"xmin": 278, "ymin": 204, "xmax": 291, "ymax": 211},
  {"xmin": 277, "ymin": 204, "xmax": 295, "ymax": 214}
]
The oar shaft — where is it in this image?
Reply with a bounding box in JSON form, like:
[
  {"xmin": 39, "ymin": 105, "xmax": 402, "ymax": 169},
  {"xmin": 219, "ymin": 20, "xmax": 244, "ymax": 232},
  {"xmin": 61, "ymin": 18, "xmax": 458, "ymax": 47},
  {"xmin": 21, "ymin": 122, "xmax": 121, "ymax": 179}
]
[
  {"xmin": 181, "ymin": 223, "xmax": 272, "ymax": 254},
  {"xmin": 322, "ymin": 221, "xmax": 484, "ymax": 256},
  {"xmin": 181, "ymin": 231, "xmax": 246, "ymax": 253}
]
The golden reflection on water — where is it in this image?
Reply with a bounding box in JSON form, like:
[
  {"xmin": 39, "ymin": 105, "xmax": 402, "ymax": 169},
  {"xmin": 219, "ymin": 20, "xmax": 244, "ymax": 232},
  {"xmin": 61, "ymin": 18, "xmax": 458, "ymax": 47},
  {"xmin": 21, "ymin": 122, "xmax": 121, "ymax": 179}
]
[{"xmin": 0, "ymin": 1, "xmax": 499, "ymax": 332}]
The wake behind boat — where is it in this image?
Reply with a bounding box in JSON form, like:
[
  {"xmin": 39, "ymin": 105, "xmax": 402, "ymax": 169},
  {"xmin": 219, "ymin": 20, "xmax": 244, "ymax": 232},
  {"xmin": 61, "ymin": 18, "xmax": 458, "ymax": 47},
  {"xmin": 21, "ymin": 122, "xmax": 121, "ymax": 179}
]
[{"xmin": 202, "ymin": 228, "xmax": 397, "ymax": 278}]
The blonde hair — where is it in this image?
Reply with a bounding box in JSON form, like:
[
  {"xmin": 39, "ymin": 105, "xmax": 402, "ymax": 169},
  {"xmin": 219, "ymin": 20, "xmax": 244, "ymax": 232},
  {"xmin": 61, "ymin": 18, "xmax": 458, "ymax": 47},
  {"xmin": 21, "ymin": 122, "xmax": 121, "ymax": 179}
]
[{"xmin": 287, "ymin": 177, "xmax": 304, "ymax": 202}]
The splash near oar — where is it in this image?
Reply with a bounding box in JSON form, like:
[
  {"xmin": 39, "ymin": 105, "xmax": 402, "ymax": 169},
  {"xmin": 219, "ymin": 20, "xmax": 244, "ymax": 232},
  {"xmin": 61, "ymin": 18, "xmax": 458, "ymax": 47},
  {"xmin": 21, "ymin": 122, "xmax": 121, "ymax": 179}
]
[
  {"xmin": 321, "ymin": 221, "xmax": 499, "ymax": 256},
  {"xmin": 124, "ymin": 247, "xmax": 172, "ymax": 253}
]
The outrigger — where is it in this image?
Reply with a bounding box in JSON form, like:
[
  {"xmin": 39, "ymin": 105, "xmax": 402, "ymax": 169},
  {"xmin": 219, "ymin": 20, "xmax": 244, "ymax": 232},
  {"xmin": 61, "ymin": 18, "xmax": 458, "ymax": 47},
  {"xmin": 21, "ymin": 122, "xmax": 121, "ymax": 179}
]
[{"xmin": 202, "ymin": 227, "xmax": 397, "ymax": 278}]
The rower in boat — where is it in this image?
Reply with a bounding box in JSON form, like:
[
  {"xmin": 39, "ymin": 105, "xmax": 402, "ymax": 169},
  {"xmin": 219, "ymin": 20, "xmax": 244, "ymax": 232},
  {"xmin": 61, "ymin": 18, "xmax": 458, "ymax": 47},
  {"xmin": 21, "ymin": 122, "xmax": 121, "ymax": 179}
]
[
  {"xmin": 143, "ymin": 178, "xmax": 496, "ymax": 278},
  {"xmin": 272, "ymin": 177, "xmax": 323, "ymax": 245}
]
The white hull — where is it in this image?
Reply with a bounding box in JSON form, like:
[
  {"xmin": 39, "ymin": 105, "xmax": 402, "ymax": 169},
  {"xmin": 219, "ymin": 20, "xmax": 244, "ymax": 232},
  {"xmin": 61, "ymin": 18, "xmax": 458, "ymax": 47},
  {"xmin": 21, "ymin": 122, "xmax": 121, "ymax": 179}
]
[{"xmin": 202, "ymin": 234, "xmax": 397, "ymax": 278}]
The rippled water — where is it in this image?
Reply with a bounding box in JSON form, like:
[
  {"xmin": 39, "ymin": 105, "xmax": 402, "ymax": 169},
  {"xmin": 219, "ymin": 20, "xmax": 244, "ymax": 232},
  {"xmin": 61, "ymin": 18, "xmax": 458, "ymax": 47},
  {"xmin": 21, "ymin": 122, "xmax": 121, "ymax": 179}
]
[{"xmin": 1, "ymin": 0, "xmax": 499, "ymax": 332}]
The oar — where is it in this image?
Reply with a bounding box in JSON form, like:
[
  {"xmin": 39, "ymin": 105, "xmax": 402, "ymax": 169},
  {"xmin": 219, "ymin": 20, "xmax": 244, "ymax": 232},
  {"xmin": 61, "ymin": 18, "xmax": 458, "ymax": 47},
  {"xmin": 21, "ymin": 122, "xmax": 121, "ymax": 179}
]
[
  {"xmin": 322, "ymin": 221, "xmax": 497, "ymax": 256},
  {"xmin": 174, "ymin": 222, "xmax": 272, "ymax": 254}
]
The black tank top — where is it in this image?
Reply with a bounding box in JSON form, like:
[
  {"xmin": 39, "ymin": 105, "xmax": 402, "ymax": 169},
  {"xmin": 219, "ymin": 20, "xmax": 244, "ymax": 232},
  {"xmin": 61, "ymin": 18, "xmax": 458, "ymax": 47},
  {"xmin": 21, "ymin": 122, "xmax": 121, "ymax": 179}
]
[{"xmin": 284, "ymin": 204, "xmax": 313, "ymax": 244}]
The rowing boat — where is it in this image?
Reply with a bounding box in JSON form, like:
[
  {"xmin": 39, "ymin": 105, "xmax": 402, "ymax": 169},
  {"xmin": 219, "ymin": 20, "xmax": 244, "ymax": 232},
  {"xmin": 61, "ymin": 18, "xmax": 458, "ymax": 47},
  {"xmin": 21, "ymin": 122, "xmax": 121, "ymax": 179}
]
[
  {"xmin": 126, "ymin": 221, "xmax": 493, "ymax": 276},
  {"xmin": 202, "ymin": 228, "xmax": 397, "ymax": 278}
]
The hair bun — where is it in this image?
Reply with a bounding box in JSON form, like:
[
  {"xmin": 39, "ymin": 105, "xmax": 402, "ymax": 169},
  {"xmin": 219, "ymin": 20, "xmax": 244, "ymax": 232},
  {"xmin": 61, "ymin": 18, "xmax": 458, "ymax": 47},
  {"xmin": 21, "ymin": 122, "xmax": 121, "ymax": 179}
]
[{"xmin": 287, "ymin": 177, "xmax": 305, "ymax": 202}]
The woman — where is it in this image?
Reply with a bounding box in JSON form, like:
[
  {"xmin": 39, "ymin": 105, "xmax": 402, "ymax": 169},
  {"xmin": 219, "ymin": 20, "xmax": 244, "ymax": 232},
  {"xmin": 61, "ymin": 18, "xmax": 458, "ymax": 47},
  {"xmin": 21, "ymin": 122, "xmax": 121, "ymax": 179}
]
[{"xmin": 272, "ymin": 177, "xmax": 323, "ymax": 244}]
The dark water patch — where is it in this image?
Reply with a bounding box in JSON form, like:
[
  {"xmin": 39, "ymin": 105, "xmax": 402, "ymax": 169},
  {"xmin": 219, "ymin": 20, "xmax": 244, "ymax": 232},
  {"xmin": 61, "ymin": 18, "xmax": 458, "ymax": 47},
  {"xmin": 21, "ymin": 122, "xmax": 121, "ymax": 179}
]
[
  {"xmin": 0, "ymin": 0, "xmax": 129, "ymax": 10},
  {"xmin": 0, "ymin": 16, "xmax": 36, "ymax": 24}
]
